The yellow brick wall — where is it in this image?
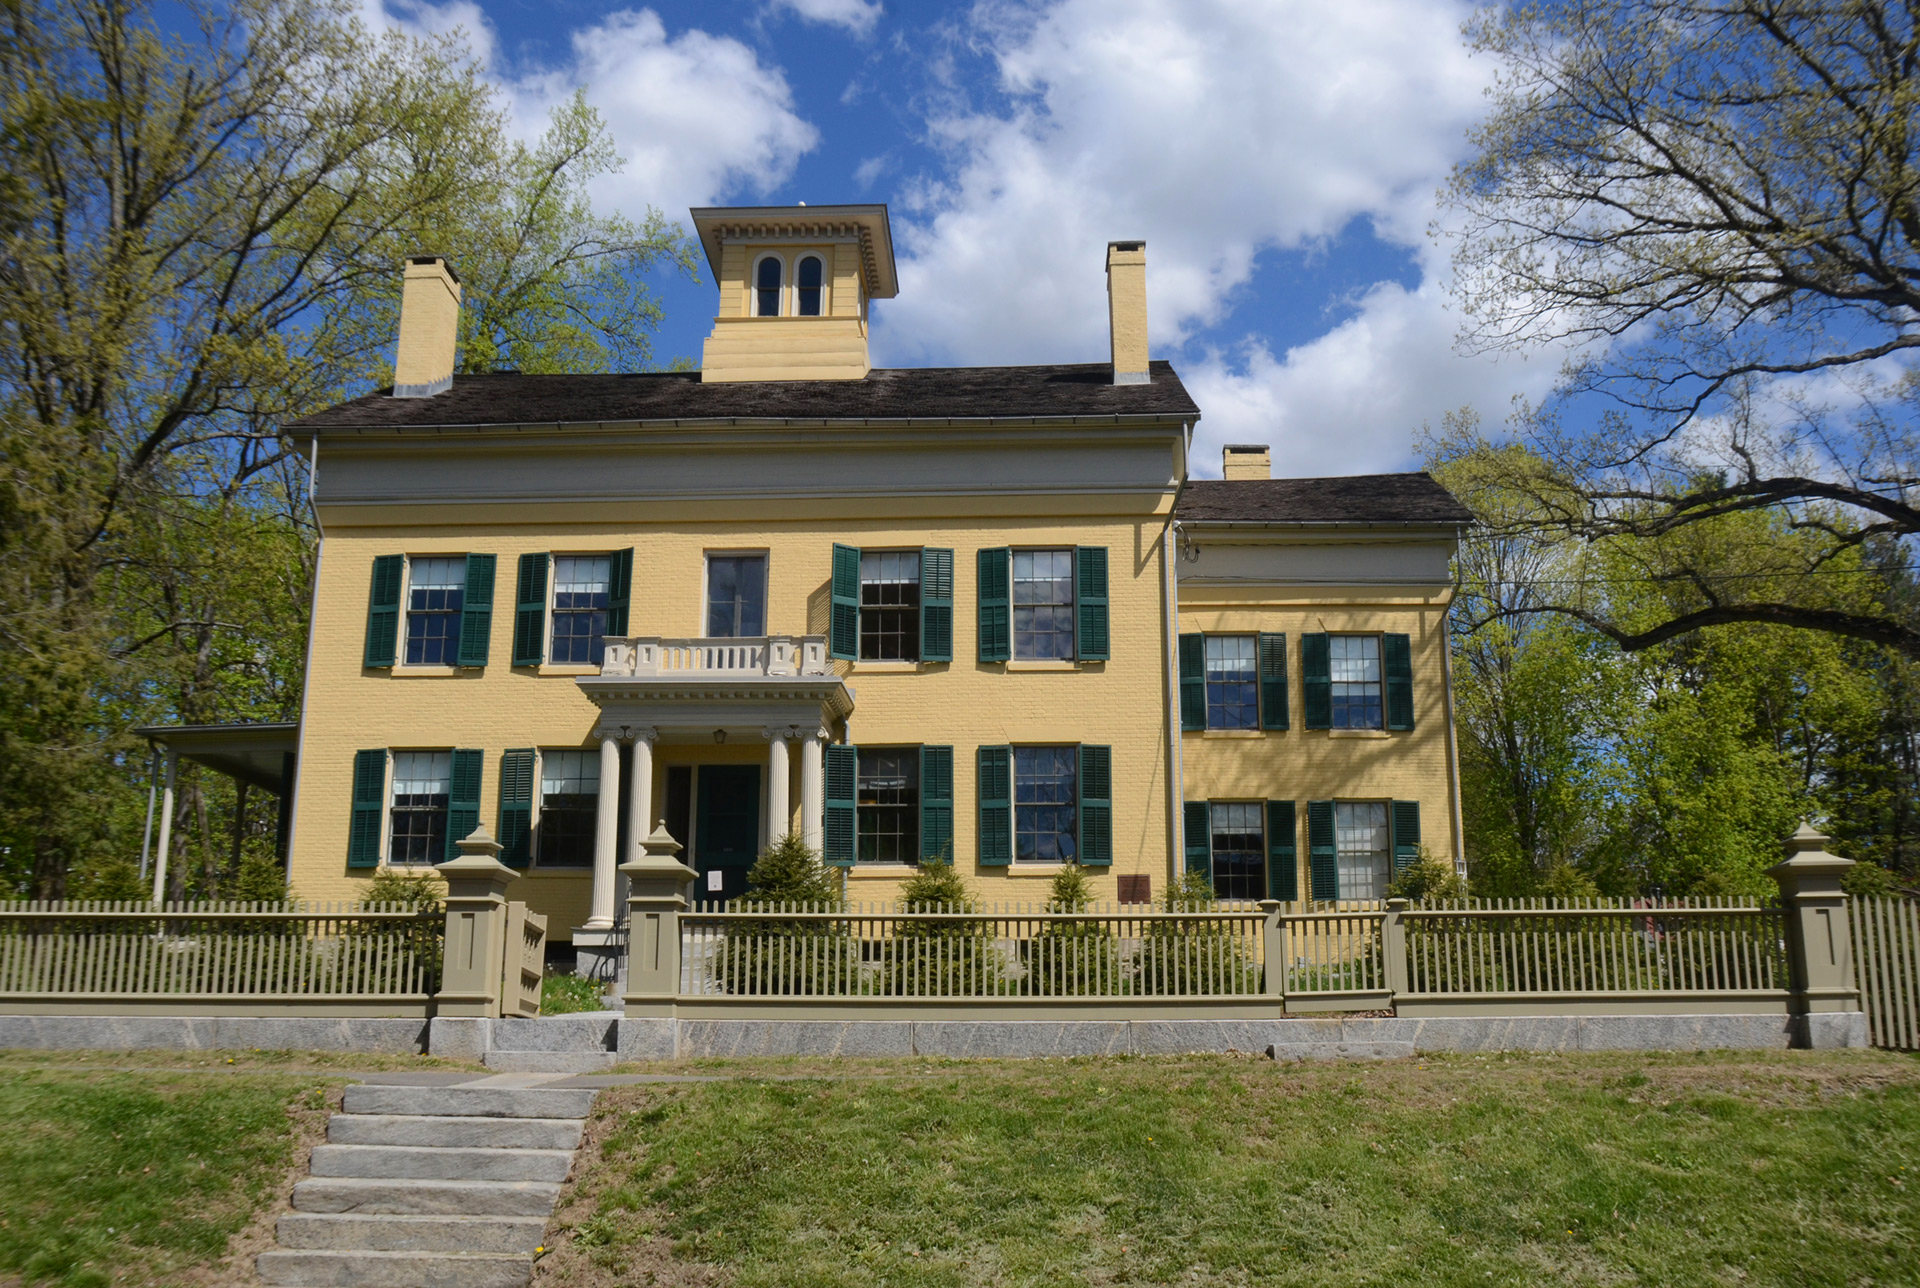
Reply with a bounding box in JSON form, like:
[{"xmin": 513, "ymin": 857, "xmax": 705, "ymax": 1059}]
[{"xmin": 291, "ymin": 512, "xmax": 1175, "ymax": 931}]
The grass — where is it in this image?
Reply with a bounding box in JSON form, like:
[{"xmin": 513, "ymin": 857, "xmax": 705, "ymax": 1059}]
[
  {"xmin": 0, "ymin": 1069, "xmax": 338, "ymax": 1287},
  {"xmin": 547, "ymin": 1050, "xmax": 1920, "ymax": 1287},
  {"xmin": 543, "ymin": 972, "xmax": 612, "ymax": 1015},
  {"xmin": 0, "ymin": 1047, "xmax": 479, "ymax": 1072}
]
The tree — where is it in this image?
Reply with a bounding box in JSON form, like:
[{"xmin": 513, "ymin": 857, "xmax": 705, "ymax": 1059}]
[{"xmin": 1442, "ymin": 1, "xmax": 1920, "ymax": 656}]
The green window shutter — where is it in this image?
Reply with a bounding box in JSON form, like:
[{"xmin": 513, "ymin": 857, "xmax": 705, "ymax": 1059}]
[
  {"xmin": 606, "ymin": 548, "xmax": 634, "ymax": 637},
  {"xmin": 512, "ymin": 554, "xmax": 549, "ymax": 667},
  {"xmin": 1391, "ymin": 799, "xmax": 1421, "ymax": 878},
  {"xmin": 456, "ymin": 554, "xmax": 496, "ymax": 667},
  {"xmin": 830, "ymin": 544, "xmax": 861, "ymax": 660},
  {"xmin": 824, "ymin": 744, "xmax": 858, "ymax": 866},
  {"xmin": 1302, "ymin": 633, "xmax": 1332, "ymax": 730},
  {"xmin": 920, "ymin": 547, "xmax": 954, "ymax": 662},
  {"xmin": 1075, "ymin": 546, "xmax": 1110, "ymax": 660},
  {"xmin": 1183, "ymin": 801, "xmax": 1211, "ymax": 876},
  {"xmin": 1307, "ymin": 800, "xmax": 1338, "ymax": 901},
  {"xmin": 497, "ymin": 749, "xmax": 535, "ymax": 868},
  {"xmin": 920, "ymin": 745, "xmax": 954, "ymax": 862},
  {"xmin": 445, "ymin": 749, "xmax": 484, "ymax": 861},
  {"xmin": 1384, "ymin": 633, "xmax": 1414, "ymax": 730},
  {"xmin": 1259, "ymin": 633, "xmax": 1289, "ymax": 730},
  {"xmin": 1267, "ymin": 800, "xmax": 1298, "ymax": 901},
  {"xmin": 363, "ymin": 556, "xmax": 403, "ymax": 668},
  {"xmin": 1178, "ymin": 633, "xmax": 1206, "ymax": 731},
  {"xmin": 977, "ymin": 548, "xmax": 1010, "ymax": 662},
  {"xmin": 977, "ymin": 745, "xmax": 1012, "ymax": 866},
  {"xmin": 1076, "ymin": 744, "xmax": 1112, "ymax": 866},
  {"xmin": 347, "ymin": 750, "xmax": 387, "ymax": 868}
]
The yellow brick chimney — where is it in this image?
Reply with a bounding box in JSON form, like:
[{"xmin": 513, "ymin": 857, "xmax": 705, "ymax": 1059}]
[
  {"xmin": 1106, "ymin": 240, "xmax": 1148, "ymax": 385},
  {"xmin": 392, "ymin": 256, "xmax": 462, "ymax": 398},
  {"xmin": 1223, "ymin": 444, "xmax": 1271, "ymax": 480}
]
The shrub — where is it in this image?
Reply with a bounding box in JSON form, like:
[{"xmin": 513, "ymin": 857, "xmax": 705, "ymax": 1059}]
[
  {"xmin": 885, "ymin": 858, "xmax": 1002, "ymax": 996},
  {"xmin": 353, "ymin": 869, "xmax": 445, "ymax": 986},
  {"xmin": 1025, "ymin": 863, "xmax": 1123, "ymax": 995},
  {"xmin": 1387, "ymin": 847, "xmax": 1467, "ymax": 903},
  {"xmin": 714, "ymin": 834, "xmax": 848, "ymax": 994},
  {"xmin": 1134, "ymin": 871, "xmax": 1261, "ymax": 995}
]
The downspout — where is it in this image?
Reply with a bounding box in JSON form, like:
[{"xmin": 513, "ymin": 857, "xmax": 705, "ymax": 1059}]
[
  {"xmin": 1441, "ymin": 524, "xmax": 1467, "ymax": 879},
  {"xmin": 1162, "ymin": 420, "xmax": 1194, "ymax": 891},
  {"xmin": 287, "ymin": 435, "xmax": 325, "ymax": 872}
]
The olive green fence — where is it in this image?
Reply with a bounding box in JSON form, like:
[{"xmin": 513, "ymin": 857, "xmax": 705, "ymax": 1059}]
[{"xmin": 1851, "ymin": 894, "xmax": 1920, "ymax": 1050}]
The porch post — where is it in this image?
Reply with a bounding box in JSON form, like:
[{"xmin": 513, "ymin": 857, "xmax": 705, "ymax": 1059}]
[
  {"xmin": 765, "ymin": 728, "xmax": 792, "ymax": 845},
  {"xmin": 151, "ymin": 749, "xmax": 178, "ymax": 905},
  {"xmin": 586, "ymin": 732, "xmax": 622, "ymax": 930},
  {"xmin": 625, "ymin": 728, "xmax": 656, "ymax": 867},
  {"xmin": 800, "ymin": 726, "xmax": 825, "ymax": 854}
]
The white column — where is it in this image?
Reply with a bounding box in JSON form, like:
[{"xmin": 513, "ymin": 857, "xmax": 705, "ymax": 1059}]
[
  {"xmin": 625, "ymin": 729, "xmax": 655, "ymax": 867},
  {"xmin": 587, "ymin": 733, "xmax": 622, "ymax": 930},
  {"xmin": 799, "ymin": 727, "xmax": 825, "ymax": 855},
  {"xmin": 151, "ymin": 750, "xmax": 178, "ymax": 904},
  {"xmin": 765, "ymin": 729, "xmax": 792, "ymax": 846}
]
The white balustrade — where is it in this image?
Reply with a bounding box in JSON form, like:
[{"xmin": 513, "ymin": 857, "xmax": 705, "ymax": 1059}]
[{"xmin": 598, "ymin": 636, "xmax": 832, "ymax": 679}]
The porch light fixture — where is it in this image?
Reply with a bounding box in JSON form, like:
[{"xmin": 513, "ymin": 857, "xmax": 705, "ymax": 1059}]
[{"xmin": 712, "ymin": 729, "xmax": 727, "ymax": 745}]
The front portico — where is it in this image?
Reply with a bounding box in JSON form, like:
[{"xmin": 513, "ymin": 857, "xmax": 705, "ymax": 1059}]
[{"xmin": 569, "ymin": 635, "xmax": 852, "ymax": 975}]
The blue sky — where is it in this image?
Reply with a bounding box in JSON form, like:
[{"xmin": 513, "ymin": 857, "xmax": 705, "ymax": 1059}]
[{"xmin": 369, "ymin": 0, "xmax": 1560, "ymax": 476}]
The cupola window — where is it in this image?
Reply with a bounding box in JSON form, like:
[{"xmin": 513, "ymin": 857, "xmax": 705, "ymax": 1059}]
[
  {"xmin": 796, "ymin": 255, "xmax": 824, "ymax": 316},
  {"xmin": 755, "ymin": 256, "xmax": 782, "ymax": 316}
]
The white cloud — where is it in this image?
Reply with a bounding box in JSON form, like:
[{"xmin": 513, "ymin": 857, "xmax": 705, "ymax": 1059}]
[
  {"xmin": 875, "ymin": 0, "xmax": 1549, "ymax": 474},
  {"xmin": 360, "ymin": 2, "xmax": 817, "ymax": 221},
  {"xmin": 768, "ymin": 0, "xmax": 883, "ymax": 37}
]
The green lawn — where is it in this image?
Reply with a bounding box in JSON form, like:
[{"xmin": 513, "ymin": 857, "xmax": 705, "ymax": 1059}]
[
  {"xmin": 550, "ymin": 1050, "xmax": 1920, "ymax": 1287},
  {"xmin": 0, "ymin": 1069, "xmax": 337, "ymax": 1287}
]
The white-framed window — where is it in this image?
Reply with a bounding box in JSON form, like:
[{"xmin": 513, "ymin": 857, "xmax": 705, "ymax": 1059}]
[
  {"xmin": 754, "ymin": 254, "xmax": 784, "ymax": 317},
  {"xmin": 856, "ymin": 747, "xmax": 919, "ymax": 863},
  {"xmin": 550, "ymin": 555, "xmax": 612, "ymax": 665},
  {"xmin": 1014, "ymin": 745, "xmax": 1077, "ymax": 863},
  {"xmin": 795, "ymin": 254, "xmax": 824, "ymax": 316},
  {"xmin": 859, "ymin": 550, "xmax": 920, "ymax": 661},
  {"xmin": 1209, "ymin": 801, "xmax": 1265, "ymax": 900},
  {"xmin": 535, "ymin": 749, "xmax": 599, "ymax": 868},
  {"xmin": 1013, "ymin": 549, "xmax": 1076, "ymax": 660},
  {"xmin": 1335, "ymin": 801, "xmax": 1390, "ymax": 900},
  {"xmin": 1205, "ymin": 635, "xmax": 1258, "ymax": 729},
  {"xmin": 706, "ymin": 553, "xmax": 767, "ymax": 637},
  {"xmin": 404, "ymin": 557, "xmax": 465, "ymax": 665},
  {"xmin": 1330, "ymin": 634, "xmax": 1384, "ymax": 730},
  {"xmin": 389, "ymin": 750, "xmax": 451, "ymax": 865}
]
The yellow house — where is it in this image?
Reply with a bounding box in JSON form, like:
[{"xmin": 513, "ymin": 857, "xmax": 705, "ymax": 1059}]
[{"xmin": 267, "ymin": 203, "xmax": 1467, "ymax": 961}]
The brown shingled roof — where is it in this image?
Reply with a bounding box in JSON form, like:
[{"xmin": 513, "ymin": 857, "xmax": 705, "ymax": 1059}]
[
  {"xmin": 290, "ymin": 361, "xmax": 1199, "ymax": 432},
  {"xmin": 1178, "ymin": 473, "xmax": 1472, "ymax": 525}
]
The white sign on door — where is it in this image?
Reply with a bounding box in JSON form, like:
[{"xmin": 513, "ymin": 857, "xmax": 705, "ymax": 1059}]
[{"xmin": 707, "ymin": 869, "xmax": 724, "ymax": 893}]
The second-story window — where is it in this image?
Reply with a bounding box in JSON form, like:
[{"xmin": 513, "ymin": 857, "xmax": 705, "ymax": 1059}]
[
  {"xmin": 796, "ymin": 255, "xmax": 823, "ymax": 316},
  {"xmin": 1205, "ymin": 635, "xmax": 1258, "ymax": 728},
  {"xmin": 1330, "ymin": 635, "xmax": 1383, "ymax": 729},
  {"xmin": 404, "ymin": 557, "xmax": 465, "ymax": 665},
  {"xmin": 1013, "ymin": 549, "xmax": 1075, "ymax": 660},
  {"xmin": 707, "ymin": 554, "xmax": 766, "ymax": 637},
  {"xmin": 755, "ymin": 256, "xmax": 782, "ymax": 316},
  {"xmin": 551, "ymin": 556, "xmax": 611, "ymax": 665},
  {"xmin": 860, "ymin": 551, "xmax": 919, "ymax": 661}
]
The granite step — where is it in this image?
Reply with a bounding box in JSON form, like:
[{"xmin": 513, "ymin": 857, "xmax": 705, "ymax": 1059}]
[
  {"xmin": 308, "ymin": 1144, "xmax": 574, "ymax": 1183},
  {"xmin": 290, "ymin": 1177, "xmax": 562, "ymax": 1217},
  {"xmin": 276, "ymin": 1212, "xmax": 548, "ymax": 1254},
  {"xmin": 327, "ymin": 1113, "xmax": 585, "ymax": 1151},
  {"xmin": 256, "ymin": 1249, "xmax": 531, "ymax": 1288},
  {"xmin": 341, "ymin": 1084, "xmax": 598, "ymax": 1119}
]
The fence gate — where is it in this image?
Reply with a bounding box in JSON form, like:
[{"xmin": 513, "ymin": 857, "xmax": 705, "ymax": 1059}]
[{"xmin": 1851, "ymin": 895, "xmax": 1920, "ymax": 1050}]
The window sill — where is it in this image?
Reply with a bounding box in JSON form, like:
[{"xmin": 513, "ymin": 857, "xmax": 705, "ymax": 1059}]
[
  {"xmin": 536, "ymin": 664, "xmax": 602, "ymax": 677},
  {"xmin": 1003, "ymin": 660, "xmax": 1080, "ymax": 672},
  {"xmin": 388, "ymin": 665, "xmax": 462, "ymax": 678},
  {"xmin": 1003, "ymin": 864, "xmax": 1074, "ymax": 877},
  {"xmin": 1327, "ymin": 728, "xmax": 1391, "ymax": 740},
  {"xmin": 848, "ymin": 864, "xmax": 919, "ymax": 879},
  {"xmin": 848, "ymin": 661, "xmax": 921, "ymax": 674},
  {"xmin": 1201, "ymin": 729, "xmax": 1265, "ymax": 740}
]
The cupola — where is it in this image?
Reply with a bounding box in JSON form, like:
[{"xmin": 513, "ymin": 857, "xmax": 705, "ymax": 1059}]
[{"xmin": 691, "ymin": 204, "xmax": 898, "ymax": 382}]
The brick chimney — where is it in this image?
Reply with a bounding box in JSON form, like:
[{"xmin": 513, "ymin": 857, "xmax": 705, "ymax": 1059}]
[
  {"xmin": 392, "ymin": 256, "xmax": 461, "ymax": 398},
  {"xmin": 1223, "ymin": 444, "xmax": 1271, "ymax": 480},
  {"xmin": 1106, "ymin": 241, "xmax": 1148, "ymax": 385}
]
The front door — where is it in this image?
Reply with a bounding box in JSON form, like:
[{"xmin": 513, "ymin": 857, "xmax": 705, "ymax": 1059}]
[{"xmin": 694, "ymin": 765, "xmax": 760, "ymax": 903}]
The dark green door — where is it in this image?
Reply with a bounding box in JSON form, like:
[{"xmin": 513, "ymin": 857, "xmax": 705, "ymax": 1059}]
[{"xmin": 695, "ymin": 765, "xmax": 760, "ymax": 902}]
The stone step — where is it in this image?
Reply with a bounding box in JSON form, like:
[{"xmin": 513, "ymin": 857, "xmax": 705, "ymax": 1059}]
[
  {"xmin": 257, "ymin": 1249, "xmax": 531, "ymax": 1288},
  {"xmin": 293, "ymin": 1177, "xmax": 561, "ymax": 1217},
  {"xmin": 310, "ymin": 1144, "xmax": 573, "ymax": 1183},
  {"xmin": 482, "ymin": 1050, "xmax": 619, "ymax": 1073},
  {"xmin": 489, "ymin": 1014, "xmax": 619, "ymax": 1052},
  {"xmin": 342, "ymin": 1084, "xmax": 598, "ymax": 1120},
  {"xmin": 327, "ymin": 1113, "xmax": 584, "ymax": 1151},
  {"xmin": 276, "ymin": 1212, "xmax": 548, "ymax": 1254}
]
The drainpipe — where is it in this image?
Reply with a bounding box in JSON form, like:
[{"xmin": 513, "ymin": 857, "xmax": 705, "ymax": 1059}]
[
  {"xmin": 1440, "ymin": 528, "xmax": 1468, "ymax": 879},
  {"xmin": 1162, "ymin": 421, "xmax": 1194, "ymax": 891}
]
